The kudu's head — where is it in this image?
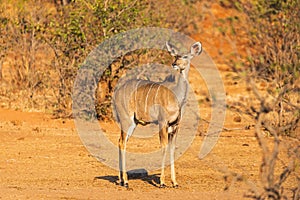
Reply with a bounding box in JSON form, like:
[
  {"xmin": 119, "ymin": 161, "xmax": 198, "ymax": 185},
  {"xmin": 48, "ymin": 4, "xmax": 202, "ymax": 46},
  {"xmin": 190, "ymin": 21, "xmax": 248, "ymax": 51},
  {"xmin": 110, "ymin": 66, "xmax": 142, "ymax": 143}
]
[{"xmin": 166, "ymin": 41, "xmax": 202, "ymax": 79}]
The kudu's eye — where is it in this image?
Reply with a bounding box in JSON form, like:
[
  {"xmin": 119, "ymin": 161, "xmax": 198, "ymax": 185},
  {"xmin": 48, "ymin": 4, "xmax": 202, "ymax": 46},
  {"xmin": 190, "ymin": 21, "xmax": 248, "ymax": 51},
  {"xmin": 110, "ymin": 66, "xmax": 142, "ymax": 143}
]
[{"xmin": 182, "ymin": 55, "xmax": 188, "ymax": 59}]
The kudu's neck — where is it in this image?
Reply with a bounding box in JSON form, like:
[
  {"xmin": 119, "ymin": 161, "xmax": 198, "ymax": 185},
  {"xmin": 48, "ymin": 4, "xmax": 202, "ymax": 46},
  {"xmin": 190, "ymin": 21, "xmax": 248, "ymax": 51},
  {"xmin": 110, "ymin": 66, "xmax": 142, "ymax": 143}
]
[
  {"xmin": 182, "ymin": 65, "xmax": 190, "ymax": 80},
  {"xmin": 172, "ymin": 65, "xmax": 190, "ymax": 106}
]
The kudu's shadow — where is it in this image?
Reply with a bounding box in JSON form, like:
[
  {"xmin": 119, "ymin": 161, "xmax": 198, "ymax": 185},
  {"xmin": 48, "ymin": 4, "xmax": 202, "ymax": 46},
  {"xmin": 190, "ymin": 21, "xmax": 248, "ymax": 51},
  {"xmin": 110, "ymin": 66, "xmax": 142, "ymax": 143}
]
[{"xmin": 95, "ymin": 169, "xmax": 161, "ymax": 188}]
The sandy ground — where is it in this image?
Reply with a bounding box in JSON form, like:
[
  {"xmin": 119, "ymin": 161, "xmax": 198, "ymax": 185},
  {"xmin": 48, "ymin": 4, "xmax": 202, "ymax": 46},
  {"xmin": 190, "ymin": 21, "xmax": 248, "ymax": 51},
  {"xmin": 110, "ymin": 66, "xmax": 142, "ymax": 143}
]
[
  {"xmin": 1, "ymin": 66, "xmax": 298, "ymax": 200},
  {"xmin": 0, "ymin": 107, "xmax": 254, "ymax": 200}
]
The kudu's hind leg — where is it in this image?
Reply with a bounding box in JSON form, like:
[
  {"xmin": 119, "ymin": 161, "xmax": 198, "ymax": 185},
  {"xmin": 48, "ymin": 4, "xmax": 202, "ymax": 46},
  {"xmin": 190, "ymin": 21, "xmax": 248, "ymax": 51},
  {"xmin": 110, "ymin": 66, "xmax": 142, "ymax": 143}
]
[
  {"xmin": 159, "ymin": 123, "xmax": 168, "ymax": 188},
  {"xmin": 118, "ymin": 129, "xmax": 128, "ymax": 187},
  {"xmin": 118, "ymin": 121, "xmax": 136, "ymax": 187}
]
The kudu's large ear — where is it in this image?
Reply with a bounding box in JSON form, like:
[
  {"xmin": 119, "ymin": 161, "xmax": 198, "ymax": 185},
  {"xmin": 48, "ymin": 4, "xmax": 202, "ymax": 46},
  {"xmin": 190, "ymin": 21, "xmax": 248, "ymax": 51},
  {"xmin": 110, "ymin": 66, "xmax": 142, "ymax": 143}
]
[
  {"xmin": 166, "ymin": 41, "xmax": 178, "ymax": 56},
  {"xmin": 190, "ymin": 42, "xmax": 202, "ymax": 56}
]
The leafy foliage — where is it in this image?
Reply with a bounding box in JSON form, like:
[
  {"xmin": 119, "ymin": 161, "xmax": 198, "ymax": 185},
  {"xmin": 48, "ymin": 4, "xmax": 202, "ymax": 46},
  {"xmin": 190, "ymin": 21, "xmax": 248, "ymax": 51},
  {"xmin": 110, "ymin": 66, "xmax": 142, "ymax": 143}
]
[
  {"xmin": 249, "ymin": 0, "xmax": 299, "ymax": 136},
  {"xmin": 0, "ymin": 0, "xmax": 198, "ymax": 116},
  {"xmin": 0, "ymin": 0, "xmax": 152, "ymax": 115}
]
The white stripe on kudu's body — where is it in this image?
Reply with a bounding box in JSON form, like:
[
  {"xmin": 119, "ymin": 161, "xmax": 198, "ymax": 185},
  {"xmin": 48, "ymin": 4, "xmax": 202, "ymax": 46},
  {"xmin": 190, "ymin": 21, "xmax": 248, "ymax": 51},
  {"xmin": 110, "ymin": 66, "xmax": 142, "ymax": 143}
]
[
  {"xmin": 113, "ymin": 41, "xmax": 202, "ymax": 188},
  {"xmin": 144, "ymin": 83, "xmax": 156, "ymax": 113}
]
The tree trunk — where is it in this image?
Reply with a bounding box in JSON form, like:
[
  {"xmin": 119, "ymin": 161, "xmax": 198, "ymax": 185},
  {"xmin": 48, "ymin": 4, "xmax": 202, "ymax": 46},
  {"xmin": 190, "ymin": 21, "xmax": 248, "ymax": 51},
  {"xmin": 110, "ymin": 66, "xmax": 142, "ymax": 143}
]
[{"xmin": 62, "ymin": 0, "xmax": 70, "ymax": 6}]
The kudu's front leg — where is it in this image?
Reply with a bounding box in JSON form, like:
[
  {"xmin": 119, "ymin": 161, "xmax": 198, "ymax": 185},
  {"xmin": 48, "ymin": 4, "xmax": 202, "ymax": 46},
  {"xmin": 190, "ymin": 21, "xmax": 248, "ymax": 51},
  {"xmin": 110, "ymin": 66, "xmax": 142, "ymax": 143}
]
[{"xmin": 169, "ymin": 129, "xmax": 178, "ymax": 188}]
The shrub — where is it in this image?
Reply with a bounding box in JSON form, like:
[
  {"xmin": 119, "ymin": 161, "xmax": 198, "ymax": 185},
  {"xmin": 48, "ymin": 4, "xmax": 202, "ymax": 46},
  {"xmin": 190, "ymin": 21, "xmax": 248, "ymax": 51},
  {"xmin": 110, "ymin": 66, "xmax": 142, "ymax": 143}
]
[{"xmin": 240, "ymin": 0, "xmax": 300, "ymax": 137}]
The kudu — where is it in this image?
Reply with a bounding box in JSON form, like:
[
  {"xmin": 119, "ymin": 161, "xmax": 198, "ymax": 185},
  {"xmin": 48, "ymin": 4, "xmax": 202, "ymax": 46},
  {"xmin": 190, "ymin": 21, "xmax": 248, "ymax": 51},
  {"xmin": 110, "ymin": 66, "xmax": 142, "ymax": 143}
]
[{"xmin": 113, "ymin": 41, "xmax": 202, "ymax": 188}]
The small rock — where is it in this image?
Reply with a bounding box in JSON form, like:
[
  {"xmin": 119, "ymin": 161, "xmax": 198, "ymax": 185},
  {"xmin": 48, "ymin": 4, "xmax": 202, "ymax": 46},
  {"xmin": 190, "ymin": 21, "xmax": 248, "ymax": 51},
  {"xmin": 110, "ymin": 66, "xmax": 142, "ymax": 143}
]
[{"xmin": 233, "ymin": 116, "xmax": 242, "ymax": 123}]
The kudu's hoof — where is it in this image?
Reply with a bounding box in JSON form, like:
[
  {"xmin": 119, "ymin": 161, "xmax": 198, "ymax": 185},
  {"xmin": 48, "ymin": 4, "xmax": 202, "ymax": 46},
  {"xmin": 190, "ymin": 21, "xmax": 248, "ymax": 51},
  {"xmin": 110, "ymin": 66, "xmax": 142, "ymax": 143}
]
[
  {"xmin": 159, "ymin": 184, "xmax": 167, "ymax": 188},
  {"xmin": 173, "ymin": 184, "xmax": 179, "ymax": 188},
  {"xmin": 119, "ymin": 181, "xmax": 129, "ymax": 188}
]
